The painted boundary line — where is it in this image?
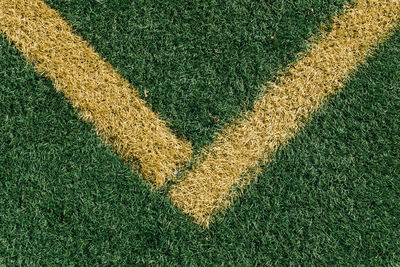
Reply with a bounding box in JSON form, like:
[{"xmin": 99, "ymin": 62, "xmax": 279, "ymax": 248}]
[
  {"xmin": 1, "ymin": 0, "xmax": 399, "ymax": 227},
  {"xmin": 0, "ymin": 0, "xmax": 193, "ymax": 187},
  {"xmin": 170, "ymin": 0, "xmax": 400, "ymax": 226}
]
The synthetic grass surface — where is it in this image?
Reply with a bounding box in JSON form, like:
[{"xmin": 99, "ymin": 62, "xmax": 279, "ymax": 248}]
[
  {"xmin": 1, "ymin": 1, "xmax": 400, "ymax": 265},
  {"xmin": 45, "ymin": 0, "xmax": 348, "ymax": 149}
]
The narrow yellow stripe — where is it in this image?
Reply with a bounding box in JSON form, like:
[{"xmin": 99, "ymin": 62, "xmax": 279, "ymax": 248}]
[
  {"xmin": 0, "ymin": 0, "xmax": 193, "ymax": 187},
  {"xmin": 170, "ymin": 0, "xmax": 400, "ymax": 226}
]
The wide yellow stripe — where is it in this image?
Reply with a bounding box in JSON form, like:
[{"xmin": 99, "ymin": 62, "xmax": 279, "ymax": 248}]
[
  {"xmin": 0, "ymin": 0, "xmax": 193, "ymax": 187},
  {"xmin": 170, "ymin": 0, "xmax": 400, "ymax": 226}
]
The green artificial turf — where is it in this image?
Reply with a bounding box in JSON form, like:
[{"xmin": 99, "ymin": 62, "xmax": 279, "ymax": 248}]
[
  {"xmin": 45, "ymin": 0, "xmax": 348, "ymax": 149},
  {"xmin": 1, "ymin": 1, "xmax": 400, "ymax": 265}
]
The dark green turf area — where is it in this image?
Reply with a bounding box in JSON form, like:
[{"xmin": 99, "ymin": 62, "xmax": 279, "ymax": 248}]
[
  {"xmin": 1, "ymin": 3, "xmax": 400, "ymax": 267},
  {"xmin": 44, "ymin": 0, "xmax": 348, "ymax": 149}
]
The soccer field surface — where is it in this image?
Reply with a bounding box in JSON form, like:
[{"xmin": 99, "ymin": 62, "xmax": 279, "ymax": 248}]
[{"xmin": 1, "ymin": 0, "xmax": 400, "ymax": 265}]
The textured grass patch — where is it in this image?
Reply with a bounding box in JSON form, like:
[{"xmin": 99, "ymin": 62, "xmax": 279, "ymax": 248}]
[{"xmin": 1, "ymin": 1, "xmax": 400, "ymax": 265}]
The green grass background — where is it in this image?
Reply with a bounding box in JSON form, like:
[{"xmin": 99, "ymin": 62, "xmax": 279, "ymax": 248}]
[{"xmin": 1, "ymin": 0, "xmax": 399, "ymax": 265}]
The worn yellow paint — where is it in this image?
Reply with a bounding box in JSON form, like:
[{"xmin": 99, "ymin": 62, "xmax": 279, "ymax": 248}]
[
  {"xmin": 0, "ymin": 0, "xmax": 193, "ymax": 187},
  {"xmin": 170, "ymin": 0, "xmax": 400, "ymax": 226},
  {"xmin": 1, "ymin": 0, "xmax": 399, "ymax": 227}
]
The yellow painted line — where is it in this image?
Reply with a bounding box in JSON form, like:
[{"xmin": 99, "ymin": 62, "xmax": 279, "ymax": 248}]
[
  {"xmin": 0, "ymin": 0, "xmax": 193, "ymax": 187},
  {"xmin": 170, "ymin": 0, "xmax": 400, "ymax": 226}
]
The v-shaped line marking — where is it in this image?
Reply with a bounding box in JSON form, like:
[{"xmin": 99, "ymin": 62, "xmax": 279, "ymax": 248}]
[{"xmin": 1, "ymin": 0, "xmax": 399, "ymax": 227}]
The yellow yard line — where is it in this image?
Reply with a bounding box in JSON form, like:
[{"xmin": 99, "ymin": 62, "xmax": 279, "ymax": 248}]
[
  {"xmin": 170, "ymin": 0, "xmax": 400, "ymax": 226},
  {"xmin": 0, "ymin": 0, "xmax": 193, "ymax": 187}
]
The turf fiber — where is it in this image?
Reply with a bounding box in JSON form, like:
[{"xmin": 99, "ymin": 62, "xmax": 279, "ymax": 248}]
[{"xmin": 1, "ymin": 0, "xmax": 399, "ymax": 265}]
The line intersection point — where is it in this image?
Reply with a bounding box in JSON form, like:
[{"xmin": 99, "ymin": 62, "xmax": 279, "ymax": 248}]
[{"xmin": 1, "ymin": 0, "xmax": 399, "ymax": 227}]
